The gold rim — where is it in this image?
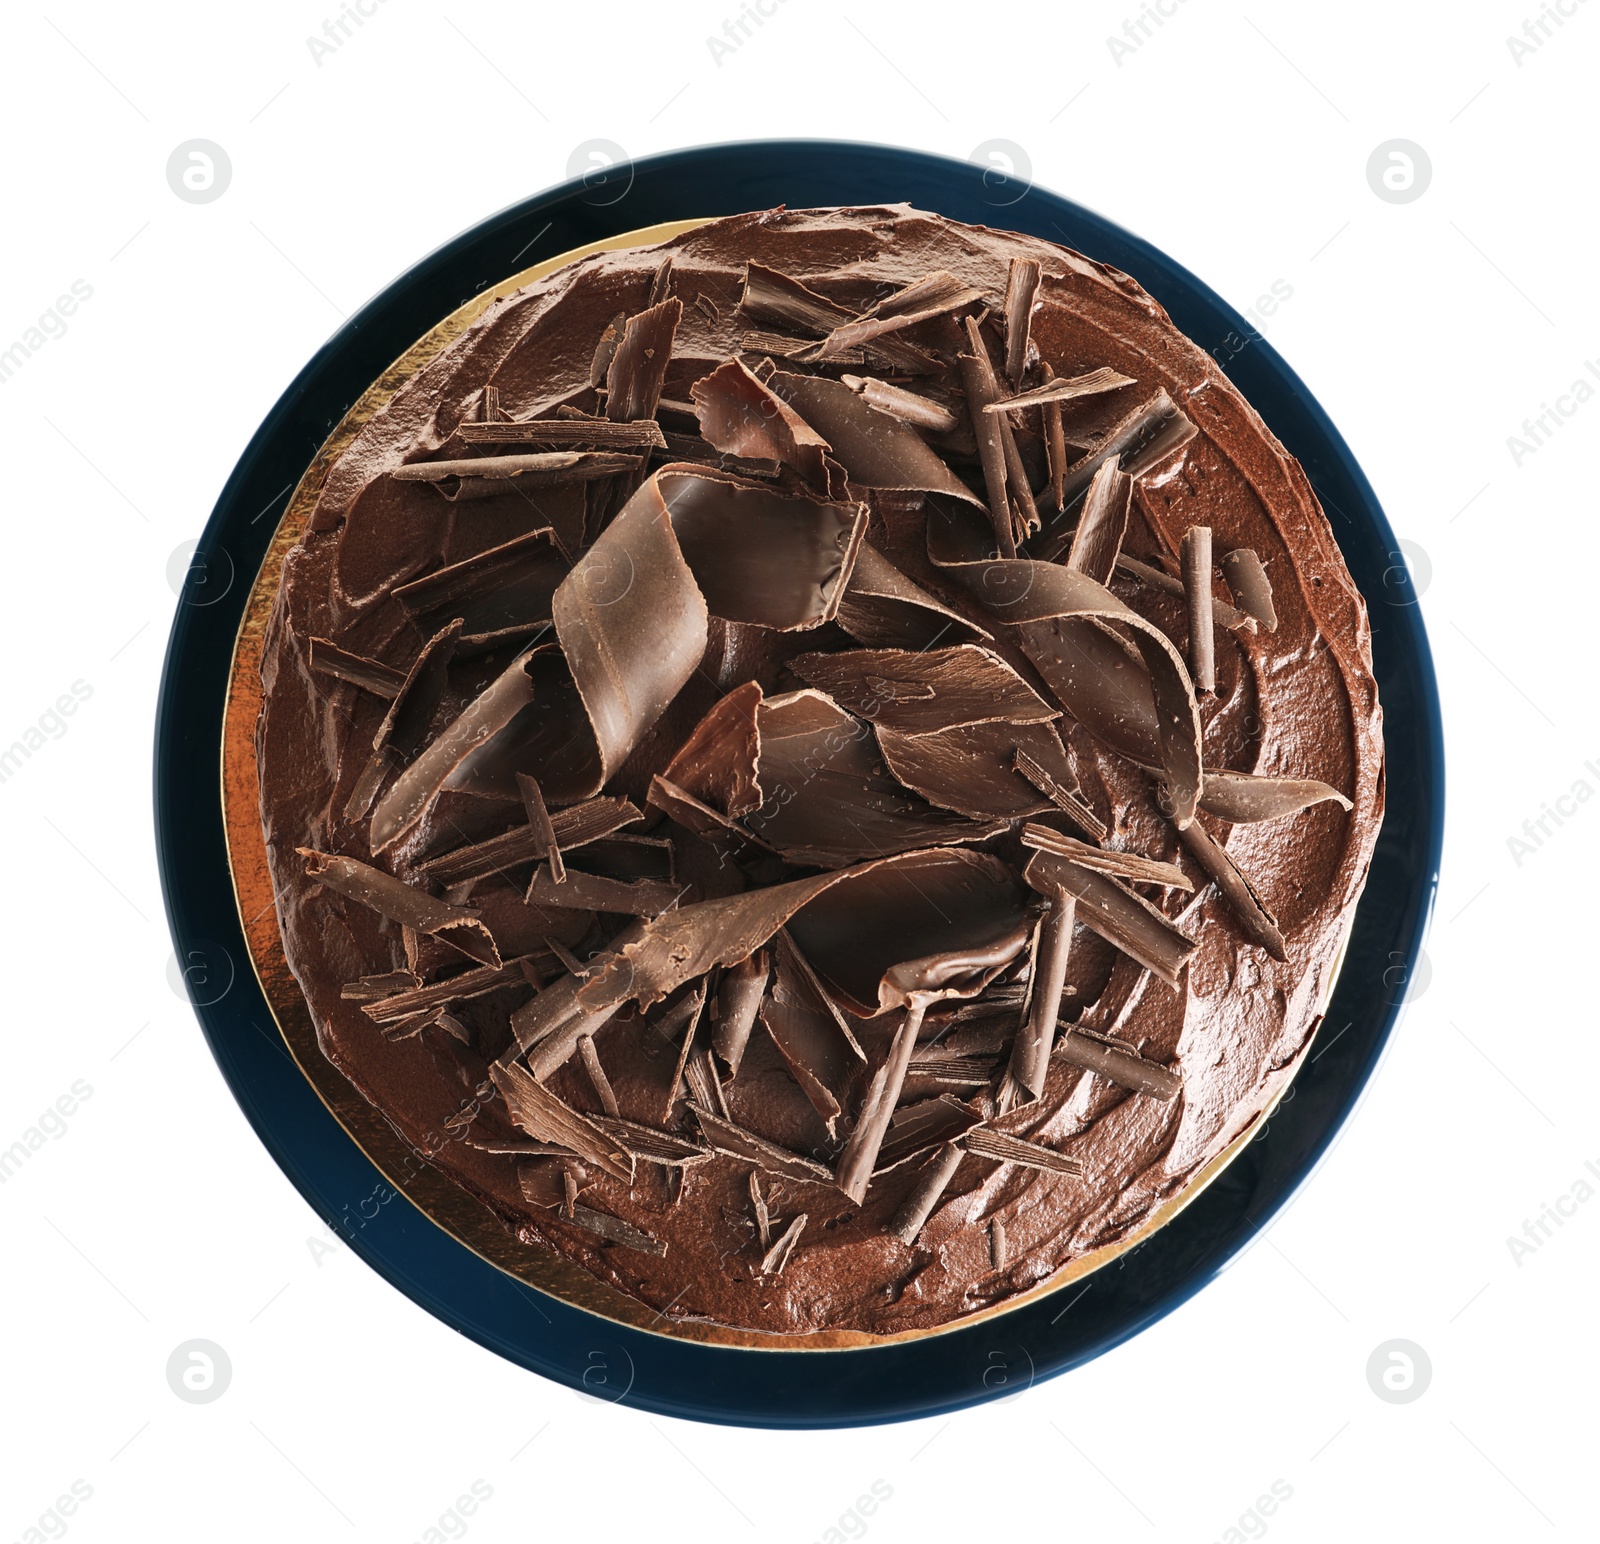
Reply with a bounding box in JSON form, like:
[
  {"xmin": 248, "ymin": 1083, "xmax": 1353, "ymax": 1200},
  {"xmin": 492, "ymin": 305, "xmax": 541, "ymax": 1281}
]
[{"xmin": 221, "ymin": 220, "xmax": 1338, "ymax": 1350}]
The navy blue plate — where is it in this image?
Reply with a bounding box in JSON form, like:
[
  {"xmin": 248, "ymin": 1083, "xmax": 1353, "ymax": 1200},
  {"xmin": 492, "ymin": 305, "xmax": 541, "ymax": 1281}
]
[{"xmin": 155, "ymin": 140, "xmax": 1443, "ymax": 1428}]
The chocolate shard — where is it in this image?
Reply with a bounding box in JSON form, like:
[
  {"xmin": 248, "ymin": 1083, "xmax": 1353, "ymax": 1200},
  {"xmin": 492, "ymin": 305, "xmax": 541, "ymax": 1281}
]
[
  {"xmin": 839, "ymin": 375, "xmax": 961, "ymax": 435},
  {"xmin": 1221, "ymin": 547, "xmax": 1279, "ymax": 632},
  {"xmin": 346, "ymin": 618, "xmax": 461, "ymax": 822},
  {"xmin": 308, "ymin": 637, "xmax": 405, "ymax": 699},
  {"xmin": 741, "ymin": 690, "xmax": 1009, "ymax": 867},
  {"xmin": 763, "ymin": 369, "xmax": 987, "ymax": 511},
  {"xmin": 816, "ymin": 270, "xmax": 986, "ymax": 358},
  {"xmin": 1042, "ymin": 371, "xmax": 1070, "ymax": 514},
  {"xmin": 661, "ymin": 679, "xmax": 764, "ymax": 819},
  {"xmin": 888, "ymin": 1142, "xmax": 965, "ymax": 1244},
  {"xmin": 605, "ymin": 296, "xmax": 682, "ymax": 424},
  {"xmin": 1054, "ymin": 1026, "xmax": 1181, "ymax": 1100},
  {"xmin": 926, "ymin": 495, "xmax": 1204, "ymax": 826},
  {"xmin": 517, "ymin": 772, "xmax": 564, "ymax": 883},
  {"xmin": 1020, "ymin": 823, "xmax": 1192, "ymax": 890},
  {"xmin": 526, "ymin": 863, "xmax": 683, "ymax": 917},
  {"xmin": 591, "ymin": 1114, "xmax": 711, "ymax": 1166},
  {"xmin": 1063, "ymin": 457, "xmax": 1133, "ymax": 587},
  {"xmin": 575, "ymin": 1033, "xmax": 620, "ymax": 1117},
  {"xmin": 834, "ymin": 541, "xmax": 991, "ymax": 652},
  {"xmin": 759, "ymin": 1212, "xmax": 807, "ymax": 1275},
  {"xmin": 456, "ymin": 418, "xmax": 668, "ymax": 449},
  {"xmin": 389, "ymin": 451, "xmax": 642, "ymax": 495},
  {"xmin": 415, "ymin": 796, "xmax": 643, "ymax": 887},
  {"xmin": 1182, "ymin": 525, "xmax": 1216, "ymax": 693},
  {"xmin": 985, "ymin": 366, "xmax": 1138, "ymax": 413},
  {"xmin": 646, "ymin": 774, "xmax": 776, "ymax": 863},
  {"xmin": 688, "ymin": 1104, "xmax": 836, "ymax": 1184},
  {"xmin": 877, "ymin": 719, "xmax": 1077, "ymax": 822},
  {"xmin": 1002, "ymin": 257, "xmax": 1042, "ymax": 389},
  {"xmin": 1114, "ymin": 553, "xmax": 1256, "ymax": 633},
  {"xmin": 740, "ymin": 329, "xmax": 864, "ymax": 366},
  {"xmin": 662, "ymin": 983, "xmax": 710, "ymax": 1123},
  {"xmin": 393, "ymin": 528, "xmax": 569, "ymax": 648},
  {"xmin": 1012, "ymin": 747, "xmax": 1109, "ymax": 842},
  {"xmin": 711, "ymin": 947, "xmax": 769, "ymax": 1077},
  {"xmin": 359, "ymin": 956, "xmax": 536, "ymax": 1024},
  {"xmin": 961, "ymin": 314, "xmax": 1039, "ymax": 540},
  {"xmin": 958, "ymin": 328, "xmax": 1017, "ymax": 559},
  {"xmin": 690, "ymin": 357, "xmax": 837, "ymax": 493},
  {"xmin": 647, "ymin": 256, "xmax": 674, "ymax": 307},
  {"xmin": 1198, "ymin": 770, "xmax": 1352, "ymax": 824},
  {"xmin": 961, "ymin": 1126, "xmax": 1083, "ymax": 1175},
  {"xmin": 1042, "ymin": 390, "xmax": 1199, "ymax": 534},
  {"xmin": 1177, "ymin": 818, "xmax": 1288, "ymax": 960},
  {"xmin": 759, "ymin": 930, "xmax": 865, "ymax": 1133},
  {"xmin": 1022, "ymin": 849, "xmax": 1196, "ymax": 987},
  {"xmin": 588, "ymin": 310, "xmax": 628, "ymax": 387},
  {"xmin": 876, "ymin": 1095, "xmax": 981, "ymax": 1172},
  {"xmin": 1002, "ymin": 891, "xmax": 1075, "ymax": 1106},
  {"xmin": 749, "ymin": 1172, "xmax": 772, "ymax": 1248},
  {"xmin": 788, "ymin": 644, "xmax": 1057, "ymax": 735},
  {"xmin": 568, "ymin": 1204, "xmax": 667, "ymax": 1256},
  {"xmin": 341, "ymin": 968, "xmax": 421, "ymax": 1002},
  {"xmin": 488, "ymin": 1059, "xmax": 635, "ymax": 1182},
  {"xmin": 299, "ymin": 849, "xmax": 501, "ymax": 967}
]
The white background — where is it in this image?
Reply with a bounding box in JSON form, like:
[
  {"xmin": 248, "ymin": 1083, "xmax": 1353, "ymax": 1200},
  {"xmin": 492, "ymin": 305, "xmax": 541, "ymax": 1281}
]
[{"xmin": 2, "ymin": 1, "xmax": 1595, "ymax": 1539}]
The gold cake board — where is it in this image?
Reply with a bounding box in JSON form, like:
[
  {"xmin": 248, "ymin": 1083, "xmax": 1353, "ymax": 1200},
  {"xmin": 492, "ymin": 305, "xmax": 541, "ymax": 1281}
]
[{"xmin": 221, "ymin": 220, "xmax": 1330, "ymax": 1350}]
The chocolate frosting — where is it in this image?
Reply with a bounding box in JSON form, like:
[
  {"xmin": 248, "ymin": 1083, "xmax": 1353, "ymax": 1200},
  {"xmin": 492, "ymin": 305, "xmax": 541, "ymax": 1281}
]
[{"xmin": 256, "ymin": 204, "xmax": 1383, "ymax": 1337}]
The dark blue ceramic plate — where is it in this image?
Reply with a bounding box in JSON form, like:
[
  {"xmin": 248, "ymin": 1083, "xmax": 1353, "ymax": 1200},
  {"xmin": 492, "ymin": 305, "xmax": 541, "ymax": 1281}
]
[{"xmin": 155, "ymin": 140, "xmax": 1443, "ymax": 1429}]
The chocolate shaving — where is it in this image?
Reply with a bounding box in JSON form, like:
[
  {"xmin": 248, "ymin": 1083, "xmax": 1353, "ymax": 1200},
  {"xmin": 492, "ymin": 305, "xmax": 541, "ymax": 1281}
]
[
  {"xmin": 1020, "ymin": 823, "xmax": 1192, "ymax": 889},
  {"xmin": 758, "ymin": 930, "xmax": 864, "ymax": 1133},
  {"xmin": 958, "ymin": 326, "xmax": 1016, "ymax": 558},
  {"xmin": 358, "ymin": 957, "xmax": 535, "ymax": 1024},
  {"xmin": 299, "ymin": 849, "xmax": 500, "ymax": 967},
  {"xmin": 662, "ymin": 984, "xmax": 709, "ymax": 1123},
  {"xmin": 691, "ymin": 358, "xmax": 836, "ymax": 492},
  {"xmin": 684, "ymin": 1048, "xmax": 726, "ymax": 1118},
  {"xmin": 575, "ymin": 1033, "xmax": 620, "ymax": 1117},
  {"xmin": 926, "ymin": 497, "xmax": 1204, "ymax": 826},
  {"xmin": 711, "ymin": 947, "xmax": 769, "ymax": 1077},
  {"xmin": 1042, "ymin": 374, "xmax": 1069, "ymax": 514},
  {"xmin": 646, "ymin": 775, "xmax": 775, "ymax": 862},
  {"xmin": 416, "ymin": 796, "xmax": 642, "ymax": 886},
  {"xmin": 1012, "ymin": 748, "xmax": 1108, "ymax": 841},
  {"xmin": 309, "ymin": 637, "xmax": 404, "ymax": 698},
  {"xmin": 1221, "ymin": 547, "xmax": 1278, "ymax": 632},
  {"xmin": 878, "ymin": 719, "xmax": 1078, "ymax": 821},
  {"xmin": 341, "ymin": 968, "xmax": 421, "ymax": 1002},
  {"xmin": 816, "ymin": 270, "xmax": 985, "ymax": 358},
  {"xmin": 659, "ymin": 680, "xmax": 763, "ymax": 818},
  {"xmin": 759, "ymin": 1212, "xmax": 807, "ymax": 1275},
  {"xmin": 834, "ymin": 541, "xmax": 991, "ymax": 651},
  {"xmin": 789, "ymin": 644, "xmax": 1056, "ymax": 735},
  {"xmin": 390, "ymin": 451, "xmax": 641, "ymax": 495},
  {"xmin": 1114, "ymin": 554, "xmax": 1256, "ymax": 633},
  {"xmin": 526, "ymin": 863, "xmax": 682, "ymax": 917},
  {"xmin": 651, "ymin": 431, "xmax": 782, "ymax": 480},
  {"xmin": 990, "ymin": 1216, "xmax": 1009, "ymax": 1269},
  {"xmin": 588, "ymin": 311, "xmax": 627, "ymax": 388},
  {"xmin": 961, "ymin": 1126, "xmax": 1083, "ymax": 1175},
  {"xmin": 604, "ymin": 296, "xmax": 681, "ymax": 424},
  {"xmin": 394, "ymin": 529, "xmax": 568, "ymax": 648},
  {"xmin": 748, "ymin": 1172, "xmax": 772, "ymax": 1248},
  {"xmin": 839, "ymin": 375, "xmax": 960, "ymax": 434},
  {"xmin": 456, "ymin": 418, "xmax": 667, "ymax": 449},
  {"xmin": 961, "ymin": 314, "xmax": 1039, "ymax": 540},
  {"xmin": 647, "ymin": 257, "xmax": 674, "ymax": 307},
  {"xmin": 1054, "ymin": 1027, "xmax": 1181, "ymax": 1100},
  {"xmin": 1023, "ymin": 849, "xmax": 1196, "ymax": 987},
  {"xmin": 488, "ymin": 1059, "xmax": 634, "ymax": 1182},
  {"xmin": 739, "ymin": 328, "xmax": 865, "ymax": 366},
  {"xmin": 517, "ymin": 772, "xmax": 563, "ymax": 883},
  {"xmin": 1002, "ymin": 257, "xmax": 1041, "ymax": 389},
  {"xmin": 1198, "ymin": 770, "xmax": 1352, "ymax": 824},
  {"xmin": 568, "ymin": 1205, "xmax": 667, "ymax": 1256},
  {"xmin": 877, "ymin": 1096, "xmax": 980, "ymax": 1172},
  {"xmin": 346, "ymin": 618, "xmax": 460, "ymax": 822},
  {"xmin": 1044, "ymin": 390, "xmax": 1198, "ymax": 531},
  {"xmin": 737, "ymin": 262, "xmax": 938, "ymax": 373},
  {"xmin": 1003, "ymin": 891, "xmax": 1076, "ymax": 1105},
  {"xmin": 985, "ymin": 366, "xmax": 1138, "ymax": 413},
  {"xmin": 1182, "ymin": 525, "xmax": 1216, "ymax": 693},
  {"xmin": 1177, "ymin": 818, "xmax": 1288, "ymax": 960},
  {"xmin": 688, "ymin": 1104, "xmax": 836, "ymax": 1184},
  {"xmin": 906, "ymin": 1054, "xmax": 997, "ymax": 1085},
  {"xmin": 1063, "ymin": 457, "xmax": 1132, "ymax": 587},
  {"xmin": 592, "ymin": 1114, "xmax": 710, "ymax": 1166}
]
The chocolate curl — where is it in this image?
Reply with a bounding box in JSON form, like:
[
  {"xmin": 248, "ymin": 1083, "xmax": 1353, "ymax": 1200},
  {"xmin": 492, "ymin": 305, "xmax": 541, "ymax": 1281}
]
[
  {"xmin": 1221, "ymin": 548, "xmax": 1278, "ymax": 632},
  {"xmin": 393, "ymin": 527, "xmax": 570, "ymax": 650},
  {"xmin": 740, "ymin": 329, "xmax": 863, "ymax": 366},
  {"xmin": 759, "ymin": 930, "xmax": 865, "ymax": 1134},
  {"xmin": 488, "ymin": 1059, "xmax": 634, "ymax": 1182},
  {"xmin": 308, "ymin": 638, "xmax": 404, "ymax": 699},
  {"xmin": 517, "ymin": 773, "xmax": 564, "ymax": 884},
  {"xmin": 839, "ymin": 375, "xmax": 960, "ymax": 434},
  {"xmin": 1177, "ymin": 818, "xmax": 1288, "ymax": 960},
  {"xmin": 690, "ymin": 358, "xmax": 837, "ymax": 493},
  {"xmin": 662, "ymin": 983, "xmax": 710, "ymax": 1123},
  {"xmin": 926, "ymin": 496, "xmax": 1205, "ymax": 827},
  {"xmin": 816, "ymin": 270, "xmax": 985, "ymax": 358},
  {"xmin": 984, "ymin": 366, "xmax": 1138, "ymax": 413},
  {"xmin": 1042, "ymin": 377, "xmax": 1069, "ymax": 514},
  {"xmin": 1115, "ymin": 554, "xmax": 1256, "ymax": 633},
  {"xmin": 416, "ymin": 796, "xmax": 642, "ymax": 887},
  {"xmin": 299, "ymin": 850, "xmax": 500, "ymax": 968},
  {"xmin": 658, "ymin": 679, "xmax": 763, "ymax": 818},
  {"xmin": 759, "ymin": 1213, "xmax": 807, "ymax": 1276},
  {"xmin": 888, "ymin": 1142, "xmax": 965, "ymax": 1245},
  {"xmin": 568, "ymin": 1206, "xmax": 666, "ymax": 1256},
  {"xmin": 1002, "ymin": 258, "xmax": 1041, "ymax": 389},
  {"xmin": 1198, "ymin": 770, "xmax": 1352, "ymax": 824},
  {"xmin": 962, "ymin": 315, "xmax": 1040, "ymax": 536},
  {"xmin": 1020, "ymin": 823, "xmax": 1192, "ymax": 890},
  {"xmin": 736, "ymin": 261, "xmax": 940, "ymax": 374},
  {"xmin": 1002, "ymin": 891, "xmax": 1076, "ymax": 1106},
  {"xmin": 876, "ymin": 1095, "xmax": 981, "ymax": 1172},
  {"xmin": 456, "ymin": 418, "xmax": 668, "ymax": 450},
  {"xmin": 647, "ymin": 256, "xmax": 673, "ymax": 307},
  {"xmin": 877, "ymin": 719, "xmax": 1081, "ymax": 822},
  {"xmin": 1012, "ymin": 748, "xmax": 1108, "ymax": 842},
  {"xmin": 688, "ymin": 1104, "xmax": 836, "ymax": 1184},
  {"xmin": 961, "ymin": 1127, "xmax": 1082, "ymax": 1175},
  {"xmin": 1182, "ymin": 525, "xmax": 1216, "ymax": 693},
  {"xmin": 605, "ymin": 296, "xmax": 681, "ymax": 424},
  {"xmin": 1054, "ymin": 1028, "xmax": 1181, "ymax": 1100},
  {"xmin": 711, "ymin": 947, "xmax": 769, "ymax": 1077},
  {"xmin": 834, "ymin": 541, "xmax": 991, "ymax": 651},
  {"xmin": 524, "ymin": 865, "xmax": 682, "ymax": 917},
  {"xmin": 346, "ymin": 618, "xmax": 460, "ymax": 823},
  {"xmin": 957, "ymin": 320, "xmax": 1017, "ymax": 559},
  {"xmin": 575, "ymin": 1033, "xmax": 620, "ymax": 1118},
  {"xmin": 1063, "ymin": 457, "xmax": 1133, "ymax": 587},
  {"xmin": 390, "ymin": 452, "xmax": 642, "ymax": 498},
  {"xmin": 748, "ymin": 1172, "xmax": 772, "ymax": 1249}
]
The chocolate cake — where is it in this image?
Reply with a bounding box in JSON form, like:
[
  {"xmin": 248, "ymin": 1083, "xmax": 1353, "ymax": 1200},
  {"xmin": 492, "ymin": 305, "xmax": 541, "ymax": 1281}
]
[{"xmin": 253, "ymin": 205, "xmax": 1384, "ymax": 1338}]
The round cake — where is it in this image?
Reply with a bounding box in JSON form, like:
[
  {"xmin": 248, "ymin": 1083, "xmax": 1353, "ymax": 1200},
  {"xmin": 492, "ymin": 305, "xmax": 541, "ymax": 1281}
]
[{"xmin": 253, "ymin": 204, "xmax": 1384, "ymax": 1338}]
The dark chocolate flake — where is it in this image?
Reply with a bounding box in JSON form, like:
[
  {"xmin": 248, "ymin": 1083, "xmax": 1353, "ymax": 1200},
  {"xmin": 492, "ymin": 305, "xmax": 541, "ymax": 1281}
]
[
  {"xmin": 308, "ymin": 637, "xmax": 405, "ymax": 699},
  {"xmin": 1020, "ymin": 823, "xmax": 1192, "ymax": 890},
  {"xmin": 961, "ymin": 1126, "xmax": 1082, "ymax": 1175},
  {"xmin": 568, "ymin": 1205, "xmax": 668, "ymax": 1256},
  {"xmin": 1221, "ymin": 547, "xmax": 1279, "ymax": 632}
]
